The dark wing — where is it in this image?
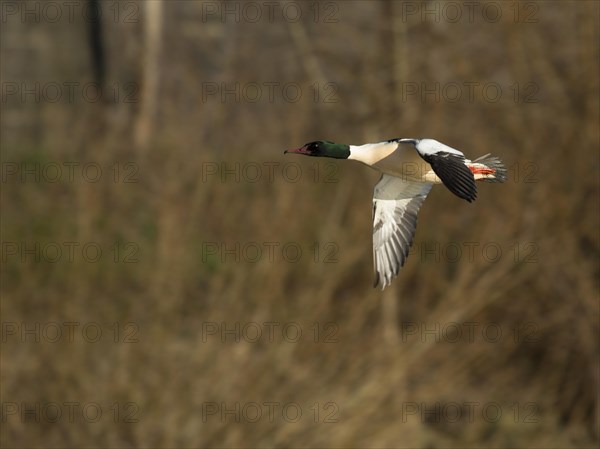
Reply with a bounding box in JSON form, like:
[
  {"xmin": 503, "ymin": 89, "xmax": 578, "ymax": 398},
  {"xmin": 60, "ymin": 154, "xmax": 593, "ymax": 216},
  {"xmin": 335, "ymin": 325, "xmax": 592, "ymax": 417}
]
[
  {"xmin": 421, "ymin": 152, "xmax": 477, "ymax": 202},
  {"xmin": 372, "ymin": 175, "xmax": 432, "ymax": 290}
]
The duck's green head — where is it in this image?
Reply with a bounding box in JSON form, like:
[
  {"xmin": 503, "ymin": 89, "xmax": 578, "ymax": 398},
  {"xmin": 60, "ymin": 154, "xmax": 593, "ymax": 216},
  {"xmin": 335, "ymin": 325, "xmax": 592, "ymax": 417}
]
[{"xmin": 285, "ymin": 141, "xmax": 350, "ymax": 159}]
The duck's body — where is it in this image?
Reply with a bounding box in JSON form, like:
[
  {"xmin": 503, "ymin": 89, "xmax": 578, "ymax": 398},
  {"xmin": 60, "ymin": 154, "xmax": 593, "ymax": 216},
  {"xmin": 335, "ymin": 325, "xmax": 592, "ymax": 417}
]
[
  {"xmin": 349, "ymin": 140, "xmax": 430, "ymax": 181},
  {"xmin": 285, "ymin": 138, "xmax": 506, "ymax": 289}
]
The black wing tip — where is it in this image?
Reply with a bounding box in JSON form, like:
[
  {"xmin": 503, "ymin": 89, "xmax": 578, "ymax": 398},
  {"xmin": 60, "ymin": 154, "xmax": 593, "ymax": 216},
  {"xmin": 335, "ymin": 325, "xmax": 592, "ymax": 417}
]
[
  {"xmin": 460, "ymin": 189, "xmax": 477, "ymax": 203},
  {"xmin": 448, "ymin": 178, "xmax": 477, "ymax": 201},
  {"xmin": 441, "ymin": 171, "xmax": 477, "ymax": 202},
  {"xmin": 424, "ymin": 152, "xmax": 478, "ymax": 202}
]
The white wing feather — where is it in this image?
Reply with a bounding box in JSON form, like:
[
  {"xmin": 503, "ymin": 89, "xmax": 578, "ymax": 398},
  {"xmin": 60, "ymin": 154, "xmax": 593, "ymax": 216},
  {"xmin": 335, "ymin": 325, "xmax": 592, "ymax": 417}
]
[{"xmin": 372, "ymin": 175, "xmax": 432, "ymax": 289}]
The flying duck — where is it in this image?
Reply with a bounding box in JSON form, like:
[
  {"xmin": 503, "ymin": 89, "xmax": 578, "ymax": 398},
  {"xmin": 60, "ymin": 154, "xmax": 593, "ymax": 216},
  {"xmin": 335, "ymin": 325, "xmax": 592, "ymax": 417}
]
[{"xmin": 285, "ymin": 138, "xmax": 506, "ymax": 289}]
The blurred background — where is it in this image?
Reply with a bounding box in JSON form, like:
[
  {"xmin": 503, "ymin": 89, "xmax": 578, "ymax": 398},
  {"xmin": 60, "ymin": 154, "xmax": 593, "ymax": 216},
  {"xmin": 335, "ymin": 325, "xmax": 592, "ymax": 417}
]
[{"xmin": 1, "ymin": 0, "xmax": 599, "ymax": 447}]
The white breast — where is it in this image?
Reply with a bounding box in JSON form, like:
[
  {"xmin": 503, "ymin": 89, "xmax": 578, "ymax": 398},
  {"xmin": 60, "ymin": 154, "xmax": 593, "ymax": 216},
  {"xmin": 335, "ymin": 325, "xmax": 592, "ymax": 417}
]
[{"xmin": 349, "ymin": 141, "xmax": 438, "ymax": 182}]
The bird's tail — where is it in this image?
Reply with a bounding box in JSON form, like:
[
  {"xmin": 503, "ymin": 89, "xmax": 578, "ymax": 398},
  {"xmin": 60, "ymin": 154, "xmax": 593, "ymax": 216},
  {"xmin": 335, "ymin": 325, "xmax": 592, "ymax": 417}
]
[{"xmin": 468, "ymin": 154, "xmax": 507, "ymax": 183}]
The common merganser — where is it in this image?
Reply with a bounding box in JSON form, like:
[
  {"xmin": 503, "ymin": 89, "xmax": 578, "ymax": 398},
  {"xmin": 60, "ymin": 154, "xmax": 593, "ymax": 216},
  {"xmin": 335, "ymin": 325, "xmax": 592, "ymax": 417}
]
[{"xmin": 285, "ymin": 138, "xmax": 506, "ymax": 290}]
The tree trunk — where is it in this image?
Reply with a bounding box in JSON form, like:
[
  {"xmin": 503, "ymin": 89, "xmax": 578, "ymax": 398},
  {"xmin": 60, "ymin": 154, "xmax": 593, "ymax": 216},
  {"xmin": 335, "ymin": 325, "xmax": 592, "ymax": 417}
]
[{"xmin": 134, "ymin": 0, "xmax": 163, "ymax": 152}]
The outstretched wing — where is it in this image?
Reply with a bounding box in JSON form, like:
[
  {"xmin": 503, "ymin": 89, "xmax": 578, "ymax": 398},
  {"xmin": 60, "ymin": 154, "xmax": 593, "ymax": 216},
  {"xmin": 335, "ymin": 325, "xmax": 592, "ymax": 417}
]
[{"xmin": 372, "ymin": 175, "xmax": 432, "ymax": 290}]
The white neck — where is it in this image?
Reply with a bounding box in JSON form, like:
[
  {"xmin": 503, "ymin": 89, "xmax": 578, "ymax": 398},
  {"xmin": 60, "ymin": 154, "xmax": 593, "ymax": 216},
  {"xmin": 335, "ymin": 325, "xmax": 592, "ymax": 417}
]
[{"xmin": 348, "ymin": 141, "xmax": 399, "ymax": 166}]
